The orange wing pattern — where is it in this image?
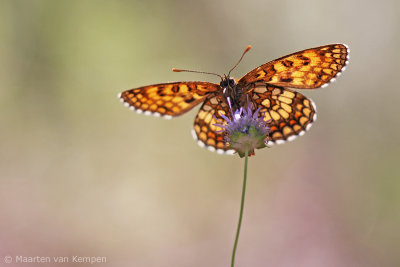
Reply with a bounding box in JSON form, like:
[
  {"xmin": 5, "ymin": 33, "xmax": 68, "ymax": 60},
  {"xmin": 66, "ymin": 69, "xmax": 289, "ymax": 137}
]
[
  {"xmin": 248, "ymin": 83, "xmax": 316, "ymax": 145},
  {"xmin": 239, "ymin": 44, "xmax": 349, "ymax": 89},
  {"xmin": 192, "ymin": 93, "xmax": 235, "ymax": 154},
  {"xmin": 119, "ymin": 82, "xmax": 219, "ymax": 118}
]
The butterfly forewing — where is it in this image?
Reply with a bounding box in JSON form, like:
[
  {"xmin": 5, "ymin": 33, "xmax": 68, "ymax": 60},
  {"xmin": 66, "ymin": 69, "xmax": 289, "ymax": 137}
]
[
  {"xmin": 119, "ymin": 82, "xmax": 220, "ymax": 117},
  {"xmin": 239, "ymin": 44, "xmax": 349, "ymax": 89},
  {"xmin": 248, "ymin": 83, "xmax": 316, "ymax": 145}
]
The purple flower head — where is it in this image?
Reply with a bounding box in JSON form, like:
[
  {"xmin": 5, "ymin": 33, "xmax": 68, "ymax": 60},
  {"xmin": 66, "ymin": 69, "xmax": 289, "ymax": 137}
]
[{"xmin": 214, "ymin": 96, "xmax": 271, "ymax": 157}]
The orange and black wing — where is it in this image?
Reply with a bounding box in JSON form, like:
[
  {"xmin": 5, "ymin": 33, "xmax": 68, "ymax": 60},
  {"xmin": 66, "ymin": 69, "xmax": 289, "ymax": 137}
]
[
  {"xmin": 239, "ymin": 44, "xmax": 349, "ymax": 89},
  {"xmin": 248, "ymin": 83, "xmax": 316, "ymax": 145},
  {"xmin": 192, "ymin": 93, "xmax": 235, "ymax": 154},
  {"xmin": 119, "ymin": 81, "xmax": 220, "ymax": 118}
]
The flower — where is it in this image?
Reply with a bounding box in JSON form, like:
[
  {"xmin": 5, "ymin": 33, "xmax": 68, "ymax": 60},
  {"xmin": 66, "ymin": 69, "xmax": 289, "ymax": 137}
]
[{"xmin": 214, "ymin": 96, "xmax": 271, "ymax": 157}]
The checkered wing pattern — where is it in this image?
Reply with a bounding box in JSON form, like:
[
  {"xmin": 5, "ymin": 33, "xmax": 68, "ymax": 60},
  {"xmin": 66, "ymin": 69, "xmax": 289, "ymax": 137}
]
[
  {"xmin": 119, "ymin": 82, "xmax": 219, "ymax": 118},
  {"xmin": 239, "ymin": 44, "xmax": 349, "ymax": 89},
  {"xmin": 248, "ymin": 83, "xmax": 317, "ymax": 145}
]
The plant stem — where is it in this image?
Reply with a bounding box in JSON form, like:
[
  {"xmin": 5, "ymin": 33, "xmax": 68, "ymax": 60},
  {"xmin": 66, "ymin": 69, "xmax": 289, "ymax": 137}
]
[{"xmin": 231, "ymin": 148, "xmax": 249, "ymax": 267}]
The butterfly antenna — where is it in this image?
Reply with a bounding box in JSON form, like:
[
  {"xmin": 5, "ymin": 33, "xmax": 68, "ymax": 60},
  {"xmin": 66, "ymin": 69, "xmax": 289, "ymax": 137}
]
[
  {"xmin": 228, "ymin": 45, "xmax": 252, "ymax": 76},
  {"xmin": 172, "ymin": 68, "xmax": 223, "ymax": 80}
]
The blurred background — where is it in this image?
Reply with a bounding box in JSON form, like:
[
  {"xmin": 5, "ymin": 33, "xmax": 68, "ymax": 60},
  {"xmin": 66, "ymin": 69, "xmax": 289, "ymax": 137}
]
[{"xmin": 1, "ymin": 0, "xmax": 399, "ymax": 266}]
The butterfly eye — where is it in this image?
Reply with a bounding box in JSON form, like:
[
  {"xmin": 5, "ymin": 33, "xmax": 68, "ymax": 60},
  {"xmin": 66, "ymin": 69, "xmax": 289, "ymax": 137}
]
[
  {"xmin": 228, "ymin": 79, "xmax": 235, "ymax": 86},
  {"xmin": 220, "ymin": 80, "xmax": 228, "ymax": 88}
]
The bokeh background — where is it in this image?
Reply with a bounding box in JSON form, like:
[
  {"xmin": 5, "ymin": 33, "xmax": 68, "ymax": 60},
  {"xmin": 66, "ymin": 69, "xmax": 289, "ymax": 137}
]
[{"xmin": 1, "ymin": 0, "xmax": 399, "ymax": 266}]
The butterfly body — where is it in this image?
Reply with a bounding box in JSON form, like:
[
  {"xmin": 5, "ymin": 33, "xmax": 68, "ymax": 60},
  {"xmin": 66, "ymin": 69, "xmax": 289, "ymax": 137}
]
[
  {"xmin": 220, "ymin": 76, "xmax": 244, "ymax": 111},
  {"xmin": 119, "ymin": 44, "xmax": 349, "ymax": 154}
]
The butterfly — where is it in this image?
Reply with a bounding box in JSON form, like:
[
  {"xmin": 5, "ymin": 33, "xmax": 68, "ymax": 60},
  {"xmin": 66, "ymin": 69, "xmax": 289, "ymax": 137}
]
[{"xmin": 118, "ymin": 44, "xmax": 349, "ymax": 154}]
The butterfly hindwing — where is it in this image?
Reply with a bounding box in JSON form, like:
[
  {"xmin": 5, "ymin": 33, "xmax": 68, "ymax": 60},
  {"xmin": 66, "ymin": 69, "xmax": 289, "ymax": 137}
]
[
  {"xmin": 192, "ymin": 93, "xmax": 235, "ymax": 154},
  {"xmin": 248, "ymin": 83, "xmax": 316, "ymax": 145},
  {"xmin": 239, "ymin": 44, "xmax": 349, "ymax": 89},
  {"xmin": 119, "ymin": 82, "xmax": 219, "ymax": 118}
]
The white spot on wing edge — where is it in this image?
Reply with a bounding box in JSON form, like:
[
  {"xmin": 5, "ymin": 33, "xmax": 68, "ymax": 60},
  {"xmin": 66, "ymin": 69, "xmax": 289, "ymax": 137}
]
[
  {"xmin": 163, "ymin": 115, "xmax": 172, "ymax": 120},
  {"xmin": 207, "ymin": 146, "xmax": 216, "ymax": 152},
  {"xmin": 216, "ymin": 149, "xmax": 224, "ymax": 154},
  {"xmin": 265, "ymin": 140, "xmax": 275, "ymax": 146},
  {"xmin": 287, "ymin": 135, "xmax": 297, "ymax": 142},
  {"xmin": 197, "ymin": 140, "xmax": 206, "ymax": 148},
  {"xmin": 191, "ymin": 129, "xmax": 198, "ymax": 140},
  {"xmin": 225, "ymin": 149, "xmax": 235, "ymax": 155},
  {"xmin": 275, "ymin": 139, "xmax": 285, "ymax": 145},
  {"xmin": 310, "ymin": 98, "xmax": 317, "ymax": 112}
]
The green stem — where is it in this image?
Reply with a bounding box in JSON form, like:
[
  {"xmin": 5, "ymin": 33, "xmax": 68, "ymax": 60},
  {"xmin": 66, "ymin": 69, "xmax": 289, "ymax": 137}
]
[{"xmin": 231, "ymin": 148, "xmax": 249, "ymax": 267}]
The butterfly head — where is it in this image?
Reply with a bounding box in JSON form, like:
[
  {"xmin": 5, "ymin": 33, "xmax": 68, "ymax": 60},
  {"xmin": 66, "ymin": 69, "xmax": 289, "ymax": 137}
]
[{"xmin": 220, "ymin": 76, "xmax": 236, "ymax": 89}]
